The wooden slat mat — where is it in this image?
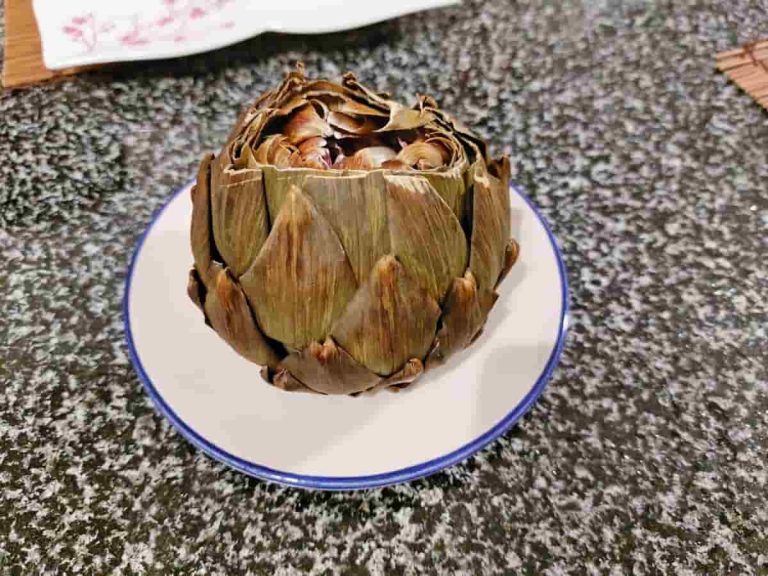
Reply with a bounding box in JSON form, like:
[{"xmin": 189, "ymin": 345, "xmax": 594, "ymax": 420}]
[{"xmin": 717, "ymin": 40, "xmax": 768, "ymax": 110}]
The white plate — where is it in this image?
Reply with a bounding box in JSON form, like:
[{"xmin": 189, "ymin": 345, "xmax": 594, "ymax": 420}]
[{"xmin": 124, "ymin": 181, "xmax": 569, "ymax": 490}]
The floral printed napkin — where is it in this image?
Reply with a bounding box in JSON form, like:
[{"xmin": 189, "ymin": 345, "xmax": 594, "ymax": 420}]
[{"xmin": 33, "ymin": 0, "xmax": 458, "ymax": 70}]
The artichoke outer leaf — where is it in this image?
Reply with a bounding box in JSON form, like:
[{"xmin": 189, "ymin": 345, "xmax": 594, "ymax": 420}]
[
  {"xmin": 210, "ymin": 162, "xmax": 269, "ymax": 277},
  {"xmin": 261, "ymin": 166, "xmax": 333, "ymax": 225},
  {"xmin": 470, "ymin": 291, "xmax": 501, "ymax": 330},
  {"xmin": 240, "ymin": 185, "xmax": 358, "ymax": 350},
  {"xmin": 426, "ymin": 270, "xmax": 484, "ymax": 369},
  {"xmin": 468, "ymin": 291, "xmax": 501, "ymax": 347},
  {"xmin": 384, "ymin": 174, "xmax": 468, "ymax": 303},
  {"xmin": 279, "ymin": 337, "xmax": 379, "ymax": 395},
  {"xmin": 270, "ymin": 369, "xmax": 319, "ymax": 394},
  {"xmin": 468, "ymin": 159, "xmax": 512, "ymax": 297},
  {"xmin": 421, "ymin": 167, "xmax": 468, "ymax": 223},
  {"xmin": 204, "ymin": 268, "xmax": 281, "ymax": 368},
  {"xmin": 190, "ymin": 153, "xmax": 222, "ymax": 289},
  {"xmin": 377, "ymin": 358, "xmax": 424, "ymax": 391},
  {"xmin": 186, "ymin": 268, "xmax": 205, "ymax": 313},
  {"xmin": 332, "ymin": 255, "xmax": 440, "ymax": 376},
  {"xmin": 302, "ymin": 172, "xmax": 391, "ymax": 285},
  {"xmin": 489, "ymin": 155, "xmax": 513, "ymax": 247},
  {"xmin": 497, "ymin": 238, "xmax": 520, "ymax": 287}
]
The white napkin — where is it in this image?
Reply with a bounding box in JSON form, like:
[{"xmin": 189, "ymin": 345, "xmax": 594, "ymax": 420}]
[{"xmin": 33, "ymin": 0, "xmax": 459, "ymax": 70}]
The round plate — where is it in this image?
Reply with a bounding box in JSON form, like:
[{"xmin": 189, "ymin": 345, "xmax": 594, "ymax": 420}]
[{"xmin": 124, "ymin": 182, "xmax": 569, "ymax": 490}]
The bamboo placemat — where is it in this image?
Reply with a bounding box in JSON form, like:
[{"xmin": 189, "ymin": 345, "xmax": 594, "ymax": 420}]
[
  {"xmin": 2, "ymin": 0, "xmax": 87, "ymax": 88},
  {"xmin": 716, "ymin": 40, "xmax": 768, "ymax": 110}
]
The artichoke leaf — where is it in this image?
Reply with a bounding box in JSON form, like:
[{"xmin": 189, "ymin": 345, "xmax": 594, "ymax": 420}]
[
  {"xmin": 186, "ymin": 268, "xmax": 205, "ymax": 313},
  {"xmin": 421, "ymin": 166, "xmax": 468, "ymax": 223},
  {"xmin": 280, "ymin": 337, "xmax": 379, "ymax": 395},
  {"xmin": 341, "ymin": 72, "xmax": 393, "ymax": 111},
  {"xmin": 479, "ymin": 290, "xmax": 500, "ymax": 317},
  {"xmin": 307, "ymin": 77, "xmax": 390, "ymax": 115},
  {"xmin": 377, "ymin": 104, "xmax": 434, "ymax": 132},
  {"xmin": 276, "ymin": 95, "xmax": 310, "ymax": 117},
  {"xmin": 468, "ymin": 159, "xmax": 512, "ymax": 296},
  {"xmin": 227, "ymin": 107, "xmax": 259, "ymax": 147},
  {"xmin": 488, "ymin": 154, "xmax": 511, "ymax": 184},
  {"xmin": 396, "ymin": 140, "xmax": 446, "ymax": 169},
  {"xmin": 302, "ymin": 172, "xmax": 391, "ymax": 284},
  {"xmin": 497, "ymin": 238, "xmax": 520, "ymax": 287},
  {"xmin": 190, "ymin": 152, "xmax": 222, "ymax": 288},
  {"xmin": 204, "ymin": 268, "xmax": 281, "ymax": 367},
  {"xmin": 263, "ymin": 167, "xmax": 369, "ymax": 221},
  {"xmin": 298, "ymin": 136, "xmax": 327, "ymax": 156},
  {"xmin": 328, "ymin": 96, "xmax": 389, "ymax": 118},
  {"xmin": 337, "ymin": 146, "xmax": 396, "ymax": 170},
  {"xmin": 327, "ymin": 111, "xmax": 381, "ymax": 135},
  {"xmin": 241, "ymin": 185, "xmax": 358, "ymax": 350},
  {"xmin": 298, "ymin": 87, "xmax": 388, "ymax": 117},
  {"xmin": 417, "ymin": 95, "xmax": 489, "ymax": 162},
  {"xmin": 283, "ymin": 103, "xmax": 333, "ymax": 145},
  {"xmin": 302, "ymin": 79, "xmax": 355, "ymax": 97},
  {"xmin": 271, "ymin": 68, "xmax": 306, "ymax": 107},
  {"xmin": 226, "ymin": 108, "xmax": 270, "ymax": 165},
  {"xmin": 253, "ymin": 135, "xmax": 294, "ymax": 167},
  {"xmin": 332, "ymin": 255, "xmax": 440, "ymax": 376},
  {"xmin": 252, "ymin": 87, "xmax": 275, "ymax": 110},
  {"xmin": 261, "ymin": 166, "xmax": 318, "ymax": 224},
  {"xmin": 378, "ymin": 358, "xmax": 424, "ymax": 391},
  {"xmin": 270, "ymin": 368, "xmax": 318, "ymax": 393},
  {"xmin": 380, "ymin": 159, "xmax": 411, "ymax": 171},
  {"xmin": 210, "ymin": 162, "xmax": 269, "ymax": 277},
  {"xmin": 384, "ymin": 174, "xmax": 468, "ymax": 303},
  {"xmin": 426, "ymin": 270, "xmax": 484, "ymax": 368},
  {"xmin": 236, "ymin": 112, "xmax": 276, "ymax": 162},
  {"xmin": 239, "ymin": 143, "xmax": 261, "ymax": 169},
  {"xmin": 425, "ymin": 133, "xmax": 463, "ymax": 165}
]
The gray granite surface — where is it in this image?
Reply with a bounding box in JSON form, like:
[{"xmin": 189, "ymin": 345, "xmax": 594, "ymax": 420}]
[{"xmin": 1, "ymin": 0, "xmax": 767, "ymax": 573}]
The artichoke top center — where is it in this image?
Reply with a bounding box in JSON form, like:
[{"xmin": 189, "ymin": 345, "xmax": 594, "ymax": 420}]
[{"xmin": 226, "ymin": 67, "xmax": 487, "ymax": 175}]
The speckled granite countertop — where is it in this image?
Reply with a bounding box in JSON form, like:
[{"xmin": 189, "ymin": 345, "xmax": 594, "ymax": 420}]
[{"xmin": 1, "ymin": 0, "xmax": 767, "ymax": 573}]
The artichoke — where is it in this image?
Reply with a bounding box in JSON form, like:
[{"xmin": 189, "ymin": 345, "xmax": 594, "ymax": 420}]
[{"xmin": 187, "ymin": 64, "xmax": 519, "ymax": 395}]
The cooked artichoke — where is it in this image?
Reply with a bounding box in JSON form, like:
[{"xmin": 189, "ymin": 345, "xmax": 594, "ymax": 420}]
[{"xmin": 188, "ymin": 64, "xmax": 519, "ymax": 395}]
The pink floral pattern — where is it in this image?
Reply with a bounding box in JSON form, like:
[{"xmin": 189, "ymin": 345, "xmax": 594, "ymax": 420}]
[
  {"xmin": 61, "ymin": 0, "xmax": 236, "ymax": 53},
  {"xmin": 62, "ymin": 14, "xmax": 115, "ymax": 51}
]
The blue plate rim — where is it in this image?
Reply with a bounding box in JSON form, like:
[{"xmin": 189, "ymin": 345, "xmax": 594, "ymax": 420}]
[{"xmin": 123, "ymin": 180, "xmax": 570, "ymax": 491}]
